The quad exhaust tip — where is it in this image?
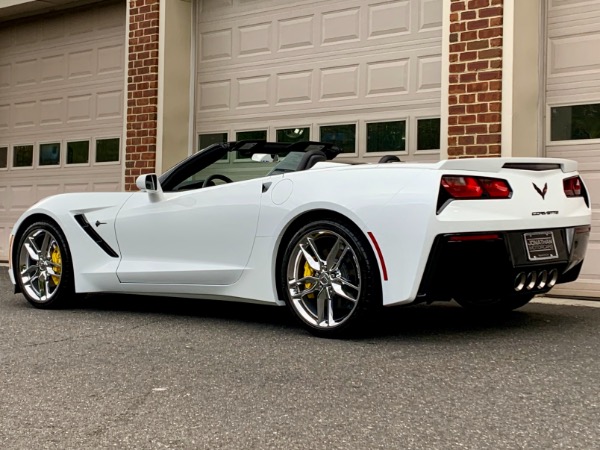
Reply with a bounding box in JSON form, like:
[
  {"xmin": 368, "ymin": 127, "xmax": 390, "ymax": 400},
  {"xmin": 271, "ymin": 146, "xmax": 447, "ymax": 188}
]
[{"xmin": 514, "ymin": 269, "xmax": 559, "ymax": 292}]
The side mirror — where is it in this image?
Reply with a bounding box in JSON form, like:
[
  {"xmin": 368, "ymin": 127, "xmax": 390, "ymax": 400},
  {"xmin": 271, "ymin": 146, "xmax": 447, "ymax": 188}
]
[
  {"xmin": 136, "ymin": 173, "xmax": 160, "ymax": 192},
  {"xmin": 136, "ymin": 174, "xmax": 163, "ymax": 201}
]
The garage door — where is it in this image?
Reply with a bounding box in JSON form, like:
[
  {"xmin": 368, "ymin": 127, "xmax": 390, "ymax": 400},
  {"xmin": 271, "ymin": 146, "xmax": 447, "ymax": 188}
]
[
  {"xmin": 0, "ymin": 1, "xmax": 125, "ymax": 261},
  {"xmin": 545, "ymin": 0, "xmax": 600, "ymax": 297},
  {"xmin": 195, "ymin": 0, "xmax": 443, "ymax": 161}
]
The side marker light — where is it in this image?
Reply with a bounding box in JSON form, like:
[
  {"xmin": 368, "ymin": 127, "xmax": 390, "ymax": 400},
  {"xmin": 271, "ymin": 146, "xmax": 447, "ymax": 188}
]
[{"xmin": 367, "ymin": 232, "xmax": 388, "ymax": 281}]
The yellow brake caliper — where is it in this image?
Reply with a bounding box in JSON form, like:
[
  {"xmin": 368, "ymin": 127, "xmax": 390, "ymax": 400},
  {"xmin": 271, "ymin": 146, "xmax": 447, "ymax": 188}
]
[
  {"xmin": 50, "ymin": 244, "xmax": 62, "ymax": 285},
  {"xmin": 304, "ymin": 262, "xmax": 315, "ymax": 299}
]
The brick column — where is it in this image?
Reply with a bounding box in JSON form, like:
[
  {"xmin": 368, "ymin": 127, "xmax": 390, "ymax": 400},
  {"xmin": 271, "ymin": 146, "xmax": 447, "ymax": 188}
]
[
  {"xmin": 125, "ymin": 0, "xmax": 160, "ymax": 191},
  {"xmin": 448, "ymin": 0, "xmax": 503, "ymax": 159}
]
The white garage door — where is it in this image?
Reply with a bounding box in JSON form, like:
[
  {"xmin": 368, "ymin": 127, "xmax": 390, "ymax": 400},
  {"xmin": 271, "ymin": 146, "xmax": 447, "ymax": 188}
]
[
  {"xmin": 545, "ymin": 0, "xmax": 600, "ymax": 297},
  {"xmin": 0, "ymin": 1, "xmax": 125, "ymax": 261},
  {"xmin": 195, "ymin": 0, "xmax": 443, "ymax": 161}
]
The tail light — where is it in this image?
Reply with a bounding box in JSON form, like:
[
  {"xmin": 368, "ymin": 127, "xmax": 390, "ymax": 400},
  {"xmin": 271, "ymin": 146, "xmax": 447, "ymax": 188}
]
[
  {"xmin": 563, "ymin": 176, "xmax": 583, "ymax": 197},
  {"xmin": 441, "ymin": 176, "xmax": 512, "ymax": 199}
]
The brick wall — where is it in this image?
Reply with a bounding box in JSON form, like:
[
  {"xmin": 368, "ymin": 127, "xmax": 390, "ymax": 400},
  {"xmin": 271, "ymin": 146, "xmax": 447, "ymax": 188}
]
[
  {"xmin": 125, "ymin": 0, "xmax": 160, "ymax": 191},
  {"xmin": 448, "ymin": 0, "xmax": 503, "ymax": 158}
]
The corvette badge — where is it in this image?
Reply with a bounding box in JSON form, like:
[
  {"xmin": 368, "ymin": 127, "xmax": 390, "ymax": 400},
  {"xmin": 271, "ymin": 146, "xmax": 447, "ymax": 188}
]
[{"xmin": 532, "ymin": 182, "xmax": 548, "ymax": 199}]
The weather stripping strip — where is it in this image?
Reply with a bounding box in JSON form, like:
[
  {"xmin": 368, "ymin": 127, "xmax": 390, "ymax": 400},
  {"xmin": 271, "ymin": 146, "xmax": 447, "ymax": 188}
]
[
  {"xmin": 367, "ymin": 232, "xmax": 388, "ymax": 281},
  {"xmin": 74, "ymin": 214, "xmax": 119, "ymax": 258}
]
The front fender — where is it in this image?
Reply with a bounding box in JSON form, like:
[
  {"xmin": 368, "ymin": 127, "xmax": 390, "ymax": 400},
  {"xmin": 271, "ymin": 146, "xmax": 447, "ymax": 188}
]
[{"xmin": 9, "ymin": 193, "xmax": 134, "ymax": 293}]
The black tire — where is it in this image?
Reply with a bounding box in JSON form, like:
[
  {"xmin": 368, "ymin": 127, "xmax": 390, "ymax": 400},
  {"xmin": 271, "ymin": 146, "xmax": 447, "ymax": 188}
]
[
  {"xmin": 454, "ymin": 293, "xmax": 535, "ymax": 313},
  {"xmin": 14, "ymin": 221, "xmax": 75, "ymax": 309},
  {"xmin": 279, "ymin": 219, "xmax": 380, "ymax": 338}
]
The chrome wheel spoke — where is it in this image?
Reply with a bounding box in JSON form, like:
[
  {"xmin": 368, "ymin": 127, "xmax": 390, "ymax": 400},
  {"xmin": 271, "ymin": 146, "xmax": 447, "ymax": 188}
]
[
  {"xmin": 38, "ymin": 272, "xmax": 47, "ymax": 298},
  {"xmin": 40, "ymin": 233, "xmax": 52, "ymax": 258},
  {"xmin": 331, "ymin": 281, "xmax": 358, "ymax": 303},
  {"xmin": 331, "ymin": 246, "xmax": 349, "ymax": 272},
  {"xmin": 326, "ymin": 237, "xmax": 342, "ymax": 269},
  {"xmin": 316, "ymin": 288, "xmax": 328, "ymax": 325},
  {"xmin": 288, "ymin": 276, "xmax": 318, "ymax": 287},
  {"xmin": 24, "ymin": 239, "xmax": 40, "ymax": 261},
  {"xmin": 338, "ymin": 277, "xmax": 359, "ymax": 292},
  {"xmin": 327, "ymin": 297, "xmax": 336, "ymax": 327},
  {"xmin": 306, "ymin": 237, "xmax": 325, "ymax": 265},
  {"xmin": 293, "ymin": 284, "xmax": 319, "ymax": 299},
  {"xmin": 299, "ymin": 245, "xmax": 320, "ymax": 272},
  {"xmin": 20, "ymin": 265, "xmax": 38, "ymax": 280},
  {"xmin": 47, "ymin": 267, "xmax": 61, "ymax": 279}
]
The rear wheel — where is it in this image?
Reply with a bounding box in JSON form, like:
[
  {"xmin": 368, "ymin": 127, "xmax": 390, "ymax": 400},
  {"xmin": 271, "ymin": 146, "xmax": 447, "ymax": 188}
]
[
  {"xmin": 280, "ymin": 220, "xmax": 379, "ymax": 338},
  {"xmin": 454, "ymin": 294, "xmax": 535, "ymax": 313},
  {"xmin": 15, "ymin": 221, "xmax": 74, "ymax": 309}
]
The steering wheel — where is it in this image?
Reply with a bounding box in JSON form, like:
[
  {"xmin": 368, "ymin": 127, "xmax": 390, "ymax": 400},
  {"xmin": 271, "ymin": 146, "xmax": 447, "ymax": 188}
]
[{"xmin": 202, "ymin": 174, "xmax": 234, "ymax": 188}]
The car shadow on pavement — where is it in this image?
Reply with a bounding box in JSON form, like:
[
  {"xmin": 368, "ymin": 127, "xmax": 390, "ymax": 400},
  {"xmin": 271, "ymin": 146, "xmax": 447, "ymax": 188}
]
[
  {"xmin": 70, "ymin": 293, "xmax": 576, "ymax": 340},
  {"xmin": 365, "ymin": 302, "xmax": 572, "ymax": 340},
  {"xmin": 76, "ymin": 293, "xmax": 297, "ymax": 328}
]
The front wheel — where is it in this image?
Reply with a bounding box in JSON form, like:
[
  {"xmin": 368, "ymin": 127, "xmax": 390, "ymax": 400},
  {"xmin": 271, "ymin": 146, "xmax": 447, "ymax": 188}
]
[
  {"xmin": 279, "ymin": 220, "xmax": 379, "ymax": 338},
  {"xmin": 454, "ymin": 294, "xmax": 535, "ymax": 313},
  {"xmin": 15, "ymin": 221, "xmax": 75, "ymax": 309}
]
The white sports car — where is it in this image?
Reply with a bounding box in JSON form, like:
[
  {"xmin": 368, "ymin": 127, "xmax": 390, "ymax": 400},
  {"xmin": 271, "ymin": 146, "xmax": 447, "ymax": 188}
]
[{"xmin": 7, "ymin": 140, "xmax": 592, "ymax": 337}]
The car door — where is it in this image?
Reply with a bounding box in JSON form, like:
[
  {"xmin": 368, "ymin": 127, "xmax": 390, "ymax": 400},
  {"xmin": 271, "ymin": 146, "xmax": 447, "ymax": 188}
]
[{"xmin": 114, "ymin": 178, "xmax": 264, "ymax": 286}]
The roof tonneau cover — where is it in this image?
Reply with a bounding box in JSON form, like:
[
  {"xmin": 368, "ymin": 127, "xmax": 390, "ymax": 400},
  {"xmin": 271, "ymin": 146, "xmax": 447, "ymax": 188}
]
[{"xmin": 436, "ymin": 157, "xmax": 577, "ymax": 173}]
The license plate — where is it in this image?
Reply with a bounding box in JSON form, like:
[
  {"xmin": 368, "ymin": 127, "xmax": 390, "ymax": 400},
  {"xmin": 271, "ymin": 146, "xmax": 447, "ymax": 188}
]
[{"xmin": 524, "ymin": 231, "xmax": 558, "ymax": 261}]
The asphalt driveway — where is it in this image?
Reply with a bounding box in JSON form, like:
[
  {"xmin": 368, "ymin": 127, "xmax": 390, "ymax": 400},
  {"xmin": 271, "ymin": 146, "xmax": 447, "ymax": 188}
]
[{"xmin": 1, "ymin": 272, "xmax": 599, "ymax": 449}]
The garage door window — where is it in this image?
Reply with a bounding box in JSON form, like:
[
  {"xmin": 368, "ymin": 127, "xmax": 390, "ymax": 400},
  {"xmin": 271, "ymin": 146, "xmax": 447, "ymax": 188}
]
[
  {"xmin": 417, "ymin": 118, "xmax": 441, "ymax": 151},
  {"xmin": 199, "ymin": 133, "xmax": 228, "ymax": 160},
  {"xmin": 13, "ymin": 145, "xmax": 33, "ymax": 167},
  {"xmin": 551, "ymin": 103, "xmax": 600, "ymax": 141},
  {"xmin": 199, "ymin": 133, "xmax": 228, "ymax": 151},
  {"xmin": 320, "ymin": 124, "xmax": 356, "ymax": 154},
  {"xmin": 0, "ymin": 147, "xmax": 7, "ymax": 169},
  {"xmin": 39, "ymin": 143, "xmax": 60, "ymax": 166},
  {"xmin": 67, "ymin": 141, "xmax": 90, "ymax": 164},
  {"xmin": 236, "ymin": 130, "xmax": 266, "ymax": 159},
  {"xmin": 367, "ymin": 121, "xmax": 406, "ymax": 153},
  {"xmin": 96, "ymin": 138, "xmax": 120, "ymax": 163},
  {"xmin": 276, "ymin": 127, "xmax": 310, "ymax": 144}
]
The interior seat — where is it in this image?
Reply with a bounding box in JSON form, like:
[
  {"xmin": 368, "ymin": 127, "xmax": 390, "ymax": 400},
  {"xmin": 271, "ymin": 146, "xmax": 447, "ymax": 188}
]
[
  {"xmin": 296, "ymin": 149, "xmax": 327, "ymax": 171},
  {"xmin": 379, "ymin": 155, "xmax": 401, "ymax": 163}
]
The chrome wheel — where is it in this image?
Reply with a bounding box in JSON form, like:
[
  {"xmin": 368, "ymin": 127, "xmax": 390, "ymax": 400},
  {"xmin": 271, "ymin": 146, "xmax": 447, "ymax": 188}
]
[
  {"xmin": 18, "ymin": 228, "xmax": 63, "ymax": 303},
  {"xmin": 286, "ymin": 229, "xmax": 362, "ymax": 329}
]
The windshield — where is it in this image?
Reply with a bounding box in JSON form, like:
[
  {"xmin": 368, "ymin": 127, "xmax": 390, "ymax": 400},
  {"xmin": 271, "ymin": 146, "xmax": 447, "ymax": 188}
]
[{"xmin": 169, "ymin": 150, "xmax": 309, "ymax": 191}]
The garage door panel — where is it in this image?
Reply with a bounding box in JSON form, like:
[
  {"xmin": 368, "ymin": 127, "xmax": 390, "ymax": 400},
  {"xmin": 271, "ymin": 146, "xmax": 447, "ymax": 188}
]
[
  {"xmin": 0, "ymin": 186, "xmax": 6, "ymax": 213},
  {"xmin": 0, "ymin": 225, "xmax": 9, "ymax": 261},
  {"xmin": 546, "ymin": 0, "xmax": 600, "ymax": 297},
  {"xmin": 8, "ymin": 185, "xmax": 36, "ymax": 213},
  {"xmin": 197, "ymin": 46, "xmax": 441, "ymax": 120},
  {"xmin": 548, "ymin": 33, "xmax": 600, "ymax": 77},
  {"xmin": 1, "ymin": 38, "xmax": 125, "ymax": 93},
  {"xmin": 0, "ymin": 1, "xmax": 125, "ymax": 261},
  {"xmin": 198, "ymin": 0, "xmax": 442, "ymax": 69}
]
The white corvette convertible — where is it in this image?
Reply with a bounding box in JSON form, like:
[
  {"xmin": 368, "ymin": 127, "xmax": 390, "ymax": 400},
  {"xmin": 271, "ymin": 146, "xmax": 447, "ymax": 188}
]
[{"xmin": 8, "ymin": 140, "xmax": 592, "ymax": 336}]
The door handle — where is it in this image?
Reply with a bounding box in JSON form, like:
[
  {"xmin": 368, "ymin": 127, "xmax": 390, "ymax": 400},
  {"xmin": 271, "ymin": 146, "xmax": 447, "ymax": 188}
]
[{"xmin": 262, "ymin": 182, "xmax": 272, "ymax": 193}]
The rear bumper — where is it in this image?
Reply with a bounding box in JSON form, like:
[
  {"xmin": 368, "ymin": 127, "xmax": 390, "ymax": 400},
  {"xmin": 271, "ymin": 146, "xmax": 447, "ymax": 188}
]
[{"xmin": 417, "ymin": 225, "xmax": 590, "ymax": 302}]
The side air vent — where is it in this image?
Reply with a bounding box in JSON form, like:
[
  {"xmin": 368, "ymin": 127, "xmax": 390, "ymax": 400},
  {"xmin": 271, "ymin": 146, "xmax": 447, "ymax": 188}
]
[
  {"xmin": 502, "ymin": 163, "xmax": 562, "ymax": 171},
  {"xmin": 74, "ymin": 214, "xmax": 119, "ymax": 258}
]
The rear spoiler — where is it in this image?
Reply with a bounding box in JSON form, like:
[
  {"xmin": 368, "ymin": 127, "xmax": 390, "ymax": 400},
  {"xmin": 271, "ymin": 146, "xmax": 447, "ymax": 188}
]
[{"xmin": 436, "ymin": 157, "xmax": 578, "ymax": 173}]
